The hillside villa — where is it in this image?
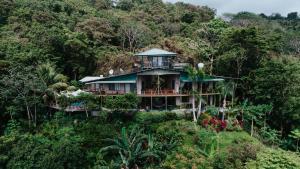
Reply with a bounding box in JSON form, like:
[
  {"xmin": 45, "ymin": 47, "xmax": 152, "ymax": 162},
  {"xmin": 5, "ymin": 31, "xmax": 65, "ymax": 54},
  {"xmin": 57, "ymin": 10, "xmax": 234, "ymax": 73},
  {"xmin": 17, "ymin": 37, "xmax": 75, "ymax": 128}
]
[{"xmin": 80, "ymin": 48, "xmax": 224, "ymax": 111}]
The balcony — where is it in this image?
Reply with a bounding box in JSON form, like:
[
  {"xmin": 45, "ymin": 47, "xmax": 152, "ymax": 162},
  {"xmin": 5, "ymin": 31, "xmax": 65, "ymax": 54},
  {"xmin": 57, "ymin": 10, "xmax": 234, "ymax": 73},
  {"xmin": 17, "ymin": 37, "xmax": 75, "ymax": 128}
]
[
  {"xmin": 138, "ymin": 89, "xmax": 189, "ymax": 97},
  {"xmin": 84, "ymin": 88, "xmax": 127, "ymax": 95},
  {"xmin": 143, "ymin": 61, "xmax": 171, "ymax": 69}
]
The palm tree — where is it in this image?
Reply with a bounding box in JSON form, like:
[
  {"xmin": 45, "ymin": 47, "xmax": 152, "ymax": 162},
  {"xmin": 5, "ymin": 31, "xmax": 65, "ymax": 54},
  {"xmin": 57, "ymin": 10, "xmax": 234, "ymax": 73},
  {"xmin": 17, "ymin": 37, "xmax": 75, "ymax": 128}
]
[
  {"xmin": 217, "ymin": 81, "xmax": 235, "ymax": 121},
  {"xmin": 37, "ymin": 62, "xmax": 69, "ymax": 107},
  {"xmin": 100, "ymin": 126, "xmax": 162, "ymax": 169},
  {"xmin": 186, "ymin": 66, "xmax": 205, "ymax": 122}
]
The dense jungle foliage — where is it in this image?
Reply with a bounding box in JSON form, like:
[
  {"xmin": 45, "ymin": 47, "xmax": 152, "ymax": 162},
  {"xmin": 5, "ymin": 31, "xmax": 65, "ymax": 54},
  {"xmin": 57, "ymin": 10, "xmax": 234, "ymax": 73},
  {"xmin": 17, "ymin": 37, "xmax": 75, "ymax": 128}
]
[{"xmin": 1, "ymin": 0, "xmax": 300, "ymax": 168}]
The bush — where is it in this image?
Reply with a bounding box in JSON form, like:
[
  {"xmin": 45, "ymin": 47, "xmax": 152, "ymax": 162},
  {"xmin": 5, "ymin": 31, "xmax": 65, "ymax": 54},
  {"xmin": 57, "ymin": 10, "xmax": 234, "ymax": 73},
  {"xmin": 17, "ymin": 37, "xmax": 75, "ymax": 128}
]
[
  {"xmin": 195, "ymin": 128, "xmax": 218, "ymax": 157},
  {"xmin": 0, "ymin": 135, "xmax": 17, "ymax": 168},
  {"xmin": 104, "ymin": 93, "xmax": 139, "ymax": 110},
  {"xmin": 162, "ymin": 145, "xmax": 208, "ymax": 169},
  {"xmin": 226, "ymin": 118, "xmax": 243, "ymax": 131},
  {"xmin": 6, "ymin": 131, "xmax": 86, "ymax": 169},
  {"xmin": 258, "ymin": 126, "xmax": 281, "ymax": 146},
  {"xmin": 201, "ymin": 117, "xmax": 227, "ymax": 132},
  {"xmin": 134, "ymin": 111, "xmax": 179, "ymax": 124},
  {"xmin": 158, "ymin": 121, "xmax": 209, "ymax": 169},
  {"xmin": 245, "ymin": 148, "xmax": 300, "ymax": 169},
  {"xmin": 211, "ymin": 137, "xmax": 260, "ymax": 169}
]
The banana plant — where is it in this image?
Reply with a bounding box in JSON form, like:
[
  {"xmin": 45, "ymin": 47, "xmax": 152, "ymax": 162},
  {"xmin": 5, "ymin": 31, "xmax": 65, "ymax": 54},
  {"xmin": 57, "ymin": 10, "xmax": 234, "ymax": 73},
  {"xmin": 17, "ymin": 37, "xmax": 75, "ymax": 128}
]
[
  {"xmin": 289, "ymin": 129, "xmax": 300, "ymax": 152},
  {"xmin": 100, "ymin": 126, "xmax": 162, "ymax": 168}
]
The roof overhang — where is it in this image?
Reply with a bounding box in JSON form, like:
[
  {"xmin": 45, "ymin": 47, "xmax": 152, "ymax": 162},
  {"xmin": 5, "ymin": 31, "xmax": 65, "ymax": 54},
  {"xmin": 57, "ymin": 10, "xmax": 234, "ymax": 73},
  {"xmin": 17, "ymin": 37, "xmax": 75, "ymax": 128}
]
[
  {"xmin": 180, "ymin": 72, "xmax": 224, "ymax": 83},
  {"xmin": 87, "ymin": 80, "xmax": 136, "ymax": 84},
  {"xmin": 135, "ymin": 48, "xmax": 177, "ymax": 57},
  {"xmin": 138, "ymin": 69, "xmax": 180, "ymax": 76},
  {"xmin": 79, "ymin": 76, "xmax": 103, "ymax": 83}
]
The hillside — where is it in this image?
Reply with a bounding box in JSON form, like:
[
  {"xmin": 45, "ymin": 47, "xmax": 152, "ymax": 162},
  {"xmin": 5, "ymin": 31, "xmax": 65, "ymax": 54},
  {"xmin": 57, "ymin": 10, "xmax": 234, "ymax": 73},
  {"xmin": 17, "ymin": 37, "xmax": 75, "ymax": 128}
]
[
  {"xmin": 1, "ymin": 112, "xmax": 300, "ymax": 169},
  {"xmin": 1, "ymin": 0, "xmax": 300, "ymax": 168}
]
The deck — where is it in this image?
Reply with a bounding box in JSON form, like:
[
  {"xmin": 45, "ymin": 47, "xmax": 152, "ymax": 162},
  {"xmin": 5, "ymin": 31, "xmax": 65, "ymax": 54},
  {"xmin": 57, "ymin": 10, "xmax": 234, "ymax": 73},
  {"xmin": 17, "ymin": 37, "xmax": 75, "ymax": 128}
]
[
  {"xmin": 49, "ymin": 104, "xmax": 86, "ymax": 112},
  {"xmin": 84, "ymin": 88, "xmax": 220, "ymax": 97}
]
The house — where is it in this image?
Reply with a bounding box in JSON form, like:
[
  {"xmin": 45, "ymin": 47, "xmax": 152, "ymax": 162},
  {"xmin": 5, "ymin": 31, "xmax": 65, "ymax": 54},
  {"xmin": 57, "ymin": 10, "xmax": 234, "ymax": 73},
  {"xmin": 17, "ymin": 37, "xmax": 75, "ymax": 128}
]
[{"xmin": 81, "ymin": 48, "xmax": 224, "ymax": 110}]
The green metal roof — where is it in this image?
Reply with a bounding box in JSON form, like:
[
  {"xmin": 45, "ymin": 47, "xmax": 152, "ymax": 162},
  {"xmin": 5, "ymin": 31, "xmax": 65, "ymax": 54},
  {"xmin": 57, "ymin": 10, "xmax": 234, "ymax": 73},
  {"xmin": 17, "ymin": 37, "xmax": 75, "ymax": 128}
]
[
  {"xmin": 180, "ymin": 72, "xmax": 224, "ymax": 82},
  {"xmin": 86, "ymin": 68, "xmax": 223, "ymax": 84},
  {"xmin": 138, "ymin": 69, "xmax": 180, "ymax": 75},
  {"xmin": 135, "ymin": 48, "xmax": 176, "ymax": 57},
  {"xmin": 88, "ymin": 73, "xmax": 137, "ymax": 84}
]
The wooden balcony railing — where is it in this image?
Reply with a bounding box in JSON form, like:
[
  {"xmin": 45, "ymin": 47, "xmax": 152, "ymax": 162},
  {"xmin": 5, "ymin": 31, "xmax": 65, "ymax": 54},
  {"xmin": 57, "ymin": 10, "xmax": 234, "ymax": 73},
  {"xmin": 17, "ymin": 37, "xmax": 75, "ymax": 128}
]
[
  {"xmin": 140, "ymin": 89, "xmax": 184, "ymax": 96},
  {"xmin": 84, "ymin": 88, "xmax": 128, "ymax": 95}
]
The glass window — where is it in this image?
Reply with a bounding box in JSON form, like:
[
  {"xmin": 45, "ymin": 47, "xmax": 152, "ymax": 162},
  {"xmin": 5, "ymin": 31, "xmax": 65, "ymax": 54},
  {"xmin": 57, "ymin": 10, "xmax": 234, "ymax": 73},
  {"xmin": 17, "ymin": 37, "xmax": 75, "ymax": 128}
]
[
  {"xmin": 130, "ymin": 84, "xmax": 136, "ymax": 92},
  {"xmin": 115, "ymin": 83, "xmax": 121, "ymax": 90},
  {"xmin": 108, "ymin": 84, "xmax": 115, "ymax": 91},
  {"xmin": 172, "ymin": 80, "xmax": 175, "ymax": 89},
  {"xmin": 158, "ymin": 57, "xmax": 162, "ymax": 66}
]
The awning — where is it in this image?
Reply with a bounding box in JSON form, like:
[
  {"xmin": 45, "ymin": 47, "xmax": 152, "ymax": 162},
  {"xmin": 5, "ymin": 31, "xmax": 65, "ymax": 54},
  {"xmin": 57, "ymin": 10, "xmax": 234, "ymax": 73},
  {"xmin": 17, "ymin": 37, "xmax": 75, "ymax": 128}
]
[
  {"xmin": 87, "ymin": 73, "xmax": 137, "ymax": 84},
  {"xmin": 180, "ymin": 72, "xmax": 224, "ymax": 82}
]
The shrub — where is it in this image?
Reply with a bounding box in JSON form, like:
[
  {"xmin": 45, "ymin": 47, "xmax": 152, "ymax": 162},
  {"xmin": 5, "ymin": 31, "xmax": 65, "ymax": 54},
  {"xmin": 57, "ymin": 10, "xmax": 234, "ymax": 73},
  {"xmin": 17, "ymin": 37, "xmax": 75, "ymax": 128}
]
[
  {"xmin": 6, "ymin": 131, "xmax": 86, "ymax": 169},
  {"xmin": 258, "ymin": 127, "xmax": 281, "ymax": 147},
  {"xmin": 4, "ymin": 120, "xmax": 21, "ymax": 135},
  {"xmin": 195, "ymin": 128, "xmax": 218, "ymax": 158},
  {"xmin": 162, "ymin": 145, "xmax": 208, "ymax": 169},
  {"xmin": 0, "ymin": 135, "xmax": 17, "ymax": 168},
  {"xmin": 245, "ymin": 148, "xmax": 300, "ymax": 169},
  {"xmin": 104, "ymin": 93, "xmax": 139, "ymax": 110},
  {"xmin": 198, "ymin": 112, "xmax": 212, "ymax": 125},
  {"xmin": 155, "ymin": 120, "xmax": 185, "ymax": 143},
  {"xmin": 205, "ymin": 106, "xmax": 219, "ymax": 116},
  {"xmin": 212, "ymin": 140, "xmax": 260, "ymax": 169},
  {"xmin": 202, "ymin": 117, "xmax": 227, "ymax": 132},
  {"xmin": 226, "ymin": 118, "xmax": 243, "ymax": 131},
  {"xmin": 134, "ymin": 111, "xmax": 178, "ymax": 124}
]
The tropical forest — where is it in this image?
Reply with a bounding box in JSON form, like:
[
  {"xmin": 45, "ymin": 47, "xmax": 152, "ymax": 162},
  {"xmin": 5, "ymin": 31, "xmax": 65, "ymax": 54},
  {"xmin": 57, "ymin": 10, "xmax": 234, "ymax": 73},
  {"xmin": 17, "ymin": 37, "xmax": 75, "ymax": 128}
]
[{"xmin": 0, "ymin": 0, "xmax": 300, "ymax": 168}]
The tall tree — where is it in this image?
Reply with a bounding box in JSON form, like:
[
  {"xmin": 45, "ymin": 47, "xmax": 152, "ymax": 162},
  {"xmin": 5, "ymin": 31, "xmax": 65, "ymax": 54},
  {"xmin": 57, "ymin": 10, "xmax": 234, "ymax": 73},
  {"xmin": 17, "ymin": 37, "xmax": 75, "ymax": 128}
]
[
  {"xmin": 0, "ymin": 66, "xmax": 46, "ymax": 127},
  {"xmin": 250, "ymin": 59, "xmax": 300, "ymax": 135}
]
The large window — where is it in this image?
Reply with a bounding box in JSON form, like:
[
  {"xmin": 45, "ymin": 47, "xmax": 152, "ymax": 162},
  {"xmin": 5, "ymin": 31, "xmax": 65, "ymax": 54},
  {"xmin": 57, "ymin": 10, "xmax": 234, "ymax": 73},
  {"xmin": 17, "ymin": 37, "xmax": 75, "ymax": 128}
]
[
  {"xmin": 108, "ymin": 84, "xmax": 115, "ymax": 91},
  {"xmin": 152, "ymin": 57, "xmax": 163, "ymax": 67},
  {"xmin": 115, "ymin": 83, "xmax": 121, "ymax": 91},
  {"xmin": 130, "ymin": 84, "xmax": 136, "ymax": 92}
]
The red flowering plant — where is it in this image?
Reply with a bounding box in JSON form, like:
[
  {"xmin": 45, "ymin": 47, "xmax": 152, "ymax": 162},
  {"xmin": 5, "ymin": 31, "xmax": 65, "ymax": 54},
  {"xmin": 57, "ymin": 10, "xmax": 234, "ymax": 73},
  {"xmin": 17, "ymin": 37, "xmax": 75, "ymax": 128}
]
[{"xmin": 201, "ymin": 116, "xmax": 227, "ymax": 132}]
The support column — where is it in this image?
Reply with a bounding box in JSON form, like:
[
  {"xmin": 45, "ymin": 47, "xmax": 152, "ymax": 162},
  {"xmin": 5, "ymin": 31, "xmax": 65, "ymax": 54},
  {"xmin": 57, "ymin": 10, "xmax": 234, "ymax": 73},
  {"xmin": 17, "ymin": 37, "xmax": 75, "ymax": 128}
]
[
  {"xmin": 176, "ymin": 96, "xmax": 181, "ymax": 106},
  {"xmin": 165, "ymin": 96, "xmax": 168, "ymax": 111},
  {"xmin": 137, "ymin": 76, "xmax": 142, "ymax": 95},
  {"xmin": 213, "ymin": 95, "xmax": 216, "ymax": 106},
  {"xmin": 141, "ymin": 56, "xmax": 144, "ymax": 68},
  {"xmin": 209, "ymin": 82, "xmax": 213, "ymax": 105},
  {"xmin": 151, "ymin": 96, "xmax": 153, "ymax": 110}
]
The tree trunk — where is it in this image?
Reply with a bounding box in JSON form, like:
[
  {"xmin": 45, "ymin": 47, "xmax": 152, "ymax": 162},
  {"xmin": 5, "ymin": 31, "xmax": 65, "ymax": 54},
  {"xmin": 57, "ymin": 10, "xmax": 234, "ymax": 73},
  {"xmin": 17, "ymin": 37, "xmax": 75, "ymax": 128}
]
[
  {"xmin": 85, "ymin": 107, "xmax": 89, "ymax": 118},
  {"xmin": 241, "ymin": 109, "xmax": 244, "ymax": 121},
  {"xmin": 34, "ymin": 103, "xmax": 37, "ymax": 127},
  {"xmin": 222, "ymin": 96, "xmax": 227, "ymax": 121},
  {"xmin": 251, "ymin": 117, "xmax": 254, "ymax": 137},
  {"xmin": 26, "ymin": 104, "xmax": 31, "ymax": 127},
  {"xmin": 210, "ymin": 57, "xmax": 214, "ymax": 75},
  {"xmin": 231, "ymin": 93, "xmax": 234, "ymax": 108},
  {"xmin": 197, "ymin": 83, "xmax": 203, "ymax": 119},
  {"xmin": 192, "ymin": 82, "xmax": 196, "ymax": 122}
]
